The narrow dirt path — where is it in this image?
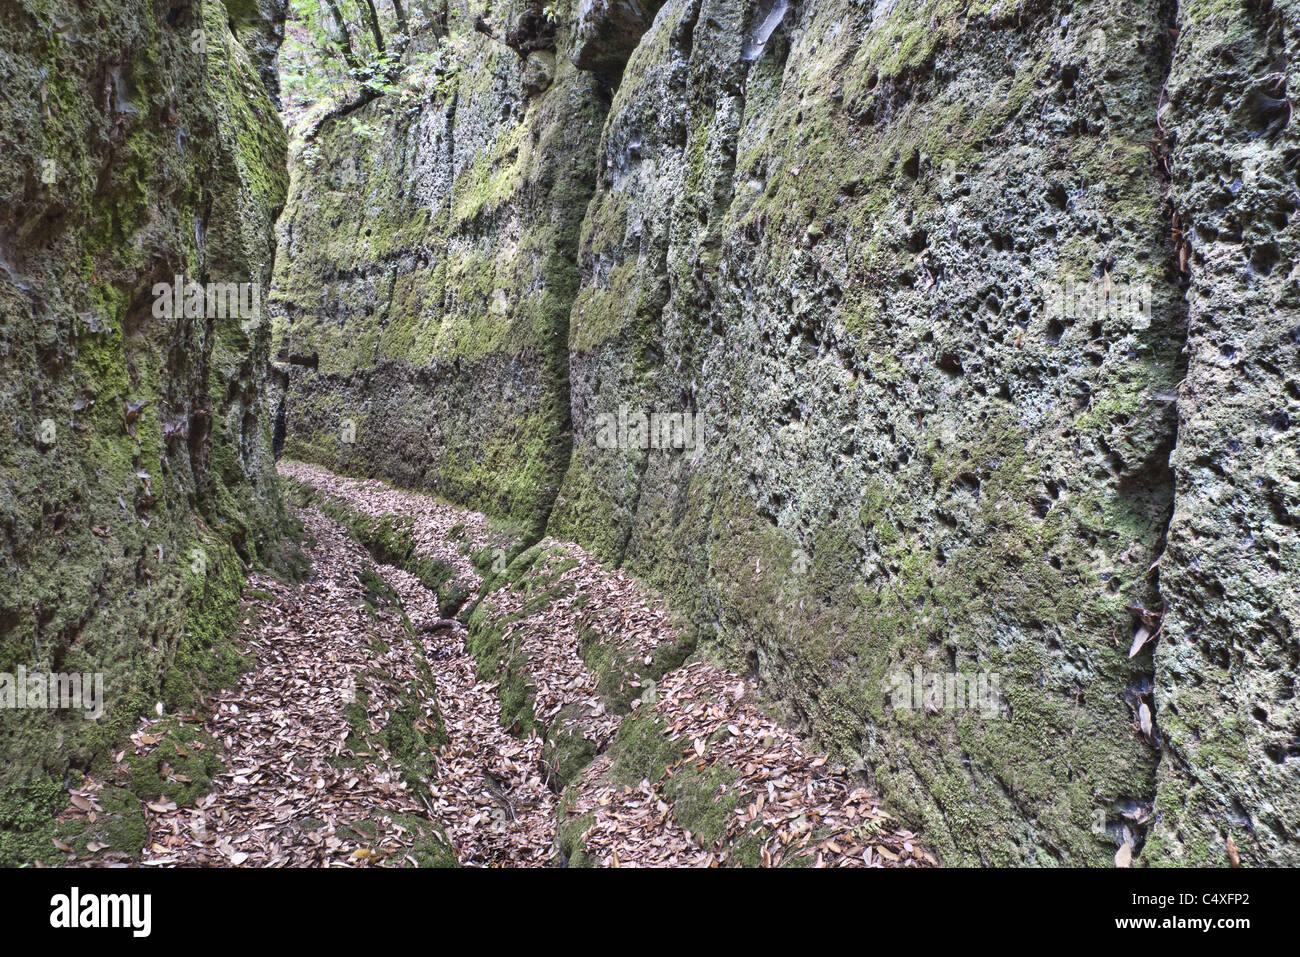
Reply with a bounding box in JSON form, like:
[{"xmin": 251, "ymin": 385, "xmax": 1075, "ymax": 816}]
[
  {"xmin": 63, "ymin": 507, "xmax": 554, "ymax": 866},
  {"xmin": 57, "ymin": 462, "xmax": 932, "ymax": 867}
]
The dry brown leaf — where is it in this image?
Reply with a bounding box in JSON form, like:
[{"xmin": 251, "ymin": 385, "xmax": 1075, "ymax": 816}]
[{"xmin": 1128, "ymin": 625, "xmax": 1152, "ymax": 659}]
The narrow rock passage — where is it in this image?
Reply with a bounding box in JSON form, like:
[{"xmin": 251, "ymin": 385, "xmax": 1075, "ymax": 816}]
[
  {"xmin": 71, "ymin": 508, "xmax": 548, "ymax": 865},
  {"xmin": 59, "ymin": 463, "xmax": 931, "ymax": 867},
  {"xmin": 58, "ymin": 501, "xmax": 555, "ymax": 866}
]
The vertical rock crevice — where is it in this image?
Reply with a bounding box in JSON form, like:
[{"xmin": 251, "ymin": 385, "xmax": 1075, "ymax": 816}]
[{"xmin": 1147, "ymin": 0, "xmax": 1300, "ymax": 867}]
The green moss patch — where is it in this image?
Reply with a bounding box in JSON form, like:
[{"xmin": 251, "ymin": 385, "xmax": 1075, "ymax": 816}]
[
  {"xmin": 125, "ymin": 718, "xmax": 222, "ymax": 807},
  {"xmin": 0, "ymin": 777, "xmax": 67, "ymax": 867},
  {"xmin": 540, "ymin": 707, "xmax": 600, "ymax": 792},
  {"xmin": 464, "ymin": 605, "xmax": 538, "ymax": 736},
  {"xmin": 163, "ymin": 536, "xmax": 253, "ymax": 713},
  {"xmin": 607, "ymin": 710, "xmax": 678, "ymax": 787},
  {"xmin": 56, "ymin": 786, "xmax": 147, "ymax": 860}
]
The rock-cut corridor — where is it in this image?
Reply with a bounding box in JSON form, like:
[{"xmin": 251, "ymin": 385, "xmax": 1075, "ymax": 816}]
[
  {"xmin": 2, "ymin": 0, "xmax": 1296, "ymax": 873},
  {"xmin": 53, "ymin": 462, "xmax": 933, "ymax": 868}
]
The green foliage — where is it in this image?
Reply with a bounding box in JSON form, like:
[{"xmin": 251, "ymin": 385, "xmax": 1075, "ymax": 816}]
[{"xmin": 280, "ymin": 0, "xmax": 450, "ymax": 115}]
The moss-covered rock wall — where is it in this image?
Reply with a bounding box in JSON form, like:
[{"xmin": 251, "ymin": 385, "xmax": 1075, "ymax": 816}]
[
  {"xmin": 554, "ymin": 0, "xmax": 1297, "ymax": 866},
  {"xmin": 1147, "ymin": 0, "xmax": 1299, "ymax": 868},
  {"xmin": 270, "ymin": 1, "xmax": 606, "ymax": 538},
  {"xmin": 271, "ymin": 0, "xmax": 1297, "ymax": 865},
  {"xmin": 552, "ymin": 0, "xmax": 1187, "ymax": 866},
  {"xmin": 0, "ymin": 0, "xmax": 291, "ymax": 857}
]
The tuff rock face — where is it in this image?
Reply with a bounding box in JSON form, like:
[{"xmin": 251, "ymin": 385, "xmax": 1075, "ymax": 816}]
[
  {"xmin": 272, "ymin": 0, "xmax": 1298, "ymax": 865},
  {"xmin": 1149, "ymin": 0, "xmax": 1299, "ymax": 867},
  {"xmin": 553, "ymin": 0, "xmax": 1182, "ymax": 866},
  {"xmin": 269, "ymin": 2, "xmax": 605, "ymax": 538},
  {"xmin": 0, "ymin": 0, "xmax": 291, "ymax": 812},
  {"xmin": 569, "ymin": 0, "xmax": 670, "ymax": 72},
  {"xmin": 10, "ymin": 0, "xmax": 1281, "ymax": 867}
]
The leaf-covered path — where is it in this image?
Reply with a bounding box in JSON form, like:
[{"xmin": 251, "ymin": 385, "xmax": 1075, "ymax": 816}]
[{"xmin": 58, "ymin": 462, "xmax": 932, "ymax": 867}]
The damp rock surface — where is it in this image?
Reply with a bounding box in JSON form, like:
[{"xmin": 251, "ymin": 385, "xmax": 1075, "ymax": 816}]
[
  {"xmin": 0, "ymin": 0, "xmax": 294, "ymax": 849},
  {"xmin": 268, "ymin": 0, "xmax": 1299, "ymax": 866}
]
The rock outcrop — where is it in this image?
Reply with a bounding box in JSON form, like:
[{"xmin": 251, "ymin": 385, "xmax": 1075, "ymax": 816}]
[
  {"xmin": 270, "ymin": 2, "xmax": 605, "ymax": 539},
  {"xmin": 0, "ymin": 0, "xmax": 292, "ymax": 857},
  {"xmin": 569, "ymin": 0, "xmax": 669, "ymax": 73},
  {"xmin": 552, "ymin": 0, "xmax": 1183, "ymax": 865},
  {"xmin": 1149, "ymin": 0, "xmax": 1299, "ymax": 867},
  {"xmin": 271, "ymin": 0, "xmax": 1297, "ymax": 866}
]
